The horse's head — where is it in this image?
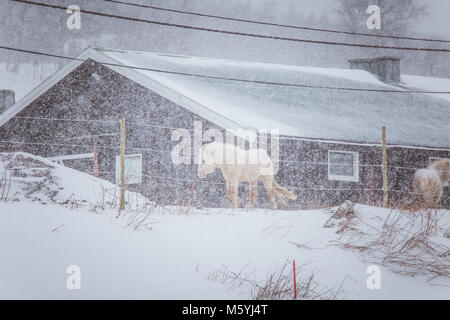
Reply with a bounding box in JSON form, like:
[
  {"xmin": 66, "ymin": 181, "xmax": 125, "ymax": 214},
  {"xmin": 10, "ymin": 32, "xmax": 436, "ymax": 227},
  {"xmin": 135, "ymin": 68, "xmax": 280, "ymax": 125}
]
[
  {"xmin": 197, "ymin": 143, "xmax": 218, "ymax": 178},
  {"xmin": 430, "ymin": 158, "xmax": 450, "ymax": 184},
  {"xmin": 439, "ymin": 159, "xmax": 450, "ymax": 183},
  {"xmin": 198, "ymin": 161, "xmax": 216, "ymax": 178}
]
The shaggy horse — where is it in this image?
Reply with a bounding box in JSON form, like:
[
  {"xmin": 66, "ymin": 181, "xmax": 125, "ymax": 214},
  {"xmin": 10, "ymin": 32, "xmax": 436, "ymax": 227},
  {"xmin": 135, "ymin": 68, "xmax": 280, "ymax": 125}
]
[
  {"xmin": 198, "ymin": 141, "xmax": 297, "ymax": 209},
  {"xmin": 413, "ymin": 159, "xmax": 450, "ymax": 208}
]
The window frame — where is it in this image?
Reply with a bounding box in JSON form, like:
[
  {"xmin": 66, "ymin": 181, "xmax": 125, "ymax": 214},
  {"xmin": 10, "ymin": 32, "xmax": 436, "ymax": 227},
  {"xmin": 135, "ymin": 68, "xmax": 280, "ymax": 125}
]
[
  {"xmin": 115, "ymin": 153, "xmax": 143, "ymax": 185},
  {"xmin": 328, "ymin": 150, "xmax": 359, "ymax": 182}
]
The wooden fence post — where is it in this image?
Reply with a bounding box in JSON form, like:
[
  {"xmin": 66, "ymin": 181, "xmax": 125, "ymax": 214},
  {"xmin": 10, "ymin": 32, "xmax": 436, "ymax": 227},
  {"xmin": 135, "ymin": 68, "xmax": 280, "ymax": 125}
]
[
  {"xmin": 382, "ymin": 126, "xmax": 388, "ymax": 208},
  {"xmin": 119, "ymin": 118, "xmax": 126, "ymax": 212},
  {"xmin": 93, "ymin": 143, "xmax": 99, "ymax": 178},
  {"xmin": 293, "ymin": 260, "xmax": 297, "ymax": 300},
  {"xmin": 369, "ymin": 157, "xmax": 374, "ymax": 206}
]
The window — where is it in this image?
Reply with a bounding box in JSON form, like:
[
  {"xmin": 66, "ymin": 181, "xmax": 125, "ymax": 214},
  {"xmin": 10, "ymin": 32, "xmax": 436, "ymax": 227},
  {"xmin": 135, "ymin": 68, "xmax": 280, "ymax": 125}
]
[
  {"xmin": 328, "ymin": 151, "xmax": 359, "ymax": 182},
  {"xmin": 115, "ymin": 154, "xmax": 142, "ymax": 185}
]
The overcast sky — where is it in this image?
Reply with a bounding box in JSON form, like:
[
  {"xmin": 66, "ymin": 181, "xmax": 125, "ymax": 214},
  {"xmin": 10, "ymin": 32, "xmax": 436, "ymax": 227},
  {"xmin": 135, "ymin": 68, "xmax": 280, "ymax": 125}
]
[
  {"xmin": 2, "ymin": 0, "xmax": 449, "ymax": 79},
  {"xmin": 291, "ymin": 0, "xmax": 450, "ymax": 38},
  {"xmin": 419, "ymin": 0, "xmax": 450, "ymax": 37}
]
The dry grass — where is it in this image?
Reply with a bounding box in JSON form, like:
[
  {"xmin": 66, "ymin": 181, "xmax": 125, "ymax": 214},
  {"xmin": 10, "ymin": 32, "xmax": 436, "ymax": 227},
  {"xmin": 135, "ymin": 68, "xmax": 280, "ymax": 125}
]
[
  {"xmin": 372, "ymin": 210, "xmax": 448, "ymax": 280},
  {"xmin": 90, "ymin": 183, "xmax": 202, "ymax": 230},
  {"xmin": 172, "ymin": 184, "xmax": 199, "ymax": 215},
  {"xmin": 334, "ymin": 208, "xmax": 450, "ymax": 282},
  {"xmin": 392, "ymin": 195, "xmax": 440, "ymax": 212},
  {"xmin": 88, "ymin": 184, "xmax": 153, "ymax": 230},
  {"xmin": 208, "ymin": 261, "xmax": 345, "ymax": 300}
]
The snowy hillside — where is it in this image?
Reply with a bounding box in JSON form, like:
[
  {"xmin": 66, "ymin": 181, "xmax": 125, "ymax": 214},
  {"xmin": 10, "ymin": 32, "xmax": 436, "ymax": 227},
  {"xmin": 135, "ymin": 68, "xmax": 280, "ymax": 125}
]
[
  {"xmin": 0, "ymin": 152, "xmax": 146, "ymax": 207},
  {"xmin": 0, "ymin": 152, "xmax": 449, "ymax": 299}
]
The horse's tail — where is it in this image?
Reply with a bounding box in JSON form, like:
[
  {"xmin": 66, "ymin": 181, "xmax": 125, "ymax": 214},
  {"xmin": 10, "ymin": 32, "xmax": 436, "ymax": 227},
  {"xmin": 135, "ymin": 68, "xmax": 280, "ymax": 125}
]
[{"xmin": 272, "ymin": 180, "xmax": 297, "ymax": 201}]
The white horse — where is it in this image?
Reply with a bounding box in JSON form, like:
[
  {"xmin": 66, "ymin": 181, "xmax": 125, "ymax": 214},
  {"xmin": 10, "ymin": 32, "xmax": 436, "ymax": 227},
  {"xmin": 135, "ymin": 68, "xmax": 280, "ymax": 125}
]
[
  {"xmin": 198, "ymin": 141, "xmax": 297, "ymax": 209},
  {"xmin": 413, "ymin": 159, "xmax": 449, "ymax": 208}
]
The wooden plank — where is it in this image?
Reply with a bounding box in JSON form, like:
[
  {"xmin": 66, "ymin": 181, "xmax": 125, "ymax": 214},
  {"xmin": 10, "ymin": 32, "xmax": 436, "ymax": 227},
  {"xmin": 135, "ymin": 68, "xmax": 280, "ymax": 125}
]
[
  {"xmin": 382, "ymin": 126, "xmax": 388, "ymax": 207},
  {"xmin": 119, "ymin": 118, "xmax": 126, "ymax": 212}
]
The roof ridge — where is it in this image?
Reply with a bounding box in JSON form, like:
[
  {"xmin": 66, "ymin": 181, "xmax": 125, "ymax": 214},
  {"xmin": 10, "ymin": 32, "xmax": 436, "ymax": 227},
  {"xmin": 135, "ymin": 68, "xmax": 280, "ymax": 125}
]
[{"xmin": 91, "ymin": 46, "xmax": 359, "ymax": 74}]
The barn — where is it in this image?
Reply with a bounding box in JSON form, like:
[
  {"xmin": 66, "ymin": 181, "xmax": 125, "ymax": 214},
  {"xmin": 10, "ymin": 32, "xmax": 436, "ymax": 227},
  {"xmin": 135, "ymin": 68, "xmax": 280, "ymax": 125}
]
[{"xmin": 0, "ymin": 47, "xmax": 449, "ymax": 209}]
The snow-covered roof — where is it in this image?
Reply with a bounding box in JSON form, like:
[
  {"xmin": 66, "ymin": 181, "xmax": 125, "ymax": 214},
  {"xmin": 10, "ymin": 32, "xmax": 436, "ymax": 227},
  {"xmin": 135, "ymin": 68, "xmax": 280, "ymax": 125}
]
[
  {"xmin": 0, "ymin": 71, "xmax": 40, "ymax": 101},
  {"xmin": 98, "ymin": 48, "xmax": 450, "ymax": 149},
  {"xmin": 1, "ymin": 47, "xmax": 449, "ymax": 149},
  {"xmin": 401, "ymin": 74, "xmax": 450, "ymax": 103}
]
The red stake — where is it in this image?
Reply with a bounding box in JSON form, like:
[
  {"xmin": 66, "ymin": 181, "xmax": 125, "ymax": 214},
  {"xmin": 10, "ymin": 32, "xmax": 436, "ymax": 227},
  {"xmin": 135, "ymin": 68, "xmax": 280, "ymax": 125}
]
[{"xmin": 293, "ymin": 259, "xmax": 297, "ymax": 300}]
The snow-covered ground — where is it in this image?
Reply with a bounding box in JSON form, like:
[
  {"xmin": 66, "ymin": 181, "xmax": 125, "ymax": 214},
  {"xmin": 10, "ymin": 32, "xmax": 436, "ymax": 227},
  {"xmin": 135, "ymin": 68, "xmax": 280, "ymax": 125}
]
[{"xmin": 0, "ymin": 153, "xmax": 449, "ymax": 299}]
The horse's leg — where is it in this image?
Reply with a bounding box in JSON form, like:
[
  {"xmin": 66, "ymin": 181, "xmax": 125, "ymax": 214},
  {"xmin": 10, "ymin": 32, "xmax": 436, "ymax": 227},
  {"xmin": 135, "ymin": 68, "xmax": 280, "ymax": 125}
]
[
  {"xmin": 261, "ymin": 175, "xmax": 277, "ymax": 210},
  {"xmin": 226, "ymin": 182, "xmax": 233, "ymax": 205},
  {"xmin": 433, "ymin": 197, "xmax": 439, "ymax": 209},
  {"xmin": 422, "ymin": 191, "xmax": 431, "ymax": 208},
  {"xmin": 226, "ymin": 181, "xmax": 236, "ymax": 208},
  {"xmin": 227, "ymin": 178, "xmax": 239, "ymax": 208},
  {"xmin": 249, "ymin": 179, "xmax": 258, "ymax": 207},
  {"xmin": 223, "ymin": 171, "xmax": 233, "ymax": 206},
  {"xmin": 427, "ymin": 180, "xmax": 442, "ymax": 209},
  {"xmin": 434, "ymin": 187, "xmax": 443, "ymax": 209}
]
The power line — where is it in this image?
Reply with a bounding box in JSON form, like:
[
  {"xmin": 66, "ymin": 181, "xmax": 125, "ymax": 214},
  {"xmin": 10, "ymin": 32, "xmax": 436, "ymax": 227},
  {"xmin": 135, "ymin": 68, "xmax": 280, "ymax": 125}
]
[
  {"xmin": 2, "ymin": 44, "xmax": 450, "ymax": 94},
  {"xmin": 11, "ymin": 116, "xmax": 450, "ymax": 152},
  {"xmin": 105, "ymin": 0, "xmax": 450, "ymax": 45},
  {"xmin": 0, "ymin": 137, "xmax": 431, "ymax": 193},
  {"xmin": 0, "ymin": 145, "xmax": 412, "ymax": 193},
  {"xmin": 10, "ymin": 0, "xmax": 450, "ymax": 53},
  {"xmin": 0, "ymin": 133, "xmax": 436, "ymax": 171},
  {"xmin": 0, "ymin": 139, "xmax": 119, "ymax": 150},
  {"xmin": 13, "ymin": 116, "xmax": 186, "ymax": 131},
  {"xmin": 138, "ymin": 174, "xmax": 444, "ymax": 197},
  {"xmin": 142, "ymin": 174, "xmax": 381, "ymax": 192}
]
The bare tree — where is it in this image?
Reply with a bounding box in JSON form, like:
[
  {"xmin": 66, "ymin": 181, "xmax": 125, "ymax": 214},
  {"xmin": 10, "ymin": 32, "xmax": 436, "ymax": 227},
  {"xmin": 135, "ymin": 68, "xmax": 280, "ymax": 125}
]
[{"xmin": 335, "ymin": 0, "xmax": 427, "ymax": 35}]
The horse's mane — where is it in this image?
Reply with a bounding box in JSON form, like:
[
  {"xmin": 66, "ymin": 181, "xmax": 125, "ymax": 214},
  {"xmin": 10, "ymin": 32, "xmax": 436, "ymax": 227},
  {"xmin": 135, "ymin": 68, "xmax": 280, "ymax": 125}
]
[
  {"xmin": 428, "ymin": 159, "xmax": 450, "ymax": 183},
  {"xmin": 201, "ymin": 141, "xmax": 255, "ymax": 156},
  {"xmin": 201, "ymin": 141, "xmax": 239, "ymax": 156},
  {"xmin": 428, "ymin": 158, "xmax": 449, "ymax": 170},
  {"xmin": 200, "ymin": 141, "xmax": 244, "ymax": 164},
  {"xmin": 428, "ymin": 159, "xmax": 450, "ymax": 171}
]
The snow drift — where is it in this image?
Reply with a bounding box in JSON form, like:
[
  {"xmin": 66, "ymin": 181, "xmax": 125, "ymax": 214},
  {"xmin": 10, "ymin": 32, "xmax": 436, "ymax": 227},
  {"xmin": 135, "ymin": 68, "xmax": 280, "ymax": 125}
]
[
  {"xmin": 0, "ymin": 152, "xmax": 147, "ymax": 208},
  {"xmin": 0, "ymin": 152, "xmax": 449, "ymax": 300}
]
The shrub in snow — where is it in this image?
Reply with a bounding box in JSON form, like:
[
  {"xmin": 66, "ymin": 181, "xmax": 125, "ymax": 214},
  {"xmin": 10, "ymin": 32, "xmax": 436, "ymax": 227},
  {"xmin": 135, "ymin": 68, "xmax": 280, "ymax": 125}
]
[{"xmin": 323, "ymin": 200, "xmax": 355, "ymax": 228}]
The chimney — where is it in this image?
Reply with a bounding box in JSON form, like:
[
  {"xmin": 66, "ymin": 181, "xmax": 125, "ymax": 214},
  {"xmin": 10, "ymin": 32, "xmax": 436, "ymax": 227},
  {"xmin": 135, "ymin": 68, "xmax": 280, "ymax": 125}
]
[
  {"xmin": 348, "ymin": 56, "xmax": 401, "ymax": 84},
  {"xmin": 0, "ymin": 90, "xmax": 15, "ymax": 114}
]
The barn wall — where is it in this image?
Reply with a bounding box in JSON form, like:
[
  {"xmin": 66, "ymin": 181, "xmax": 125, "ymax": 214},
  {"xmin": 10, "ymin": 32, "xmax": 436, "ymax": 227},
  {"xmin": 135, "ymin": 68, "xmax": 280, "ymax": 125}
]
[
  {"xmin": 0, "ymin": 60, "xmax": 228, "ymax": 206},
  {"xmin": 0, "ymin": 59, "xmax": 448, "ymax": 209},
  {"xmin": 278, "ymin": 138, "xmax": 449, "ymax": 208},
  {"xmin": 388, "ymin": 146, "xmax": 449, "ymax": 208}
]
